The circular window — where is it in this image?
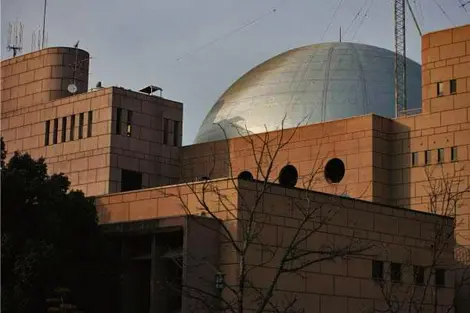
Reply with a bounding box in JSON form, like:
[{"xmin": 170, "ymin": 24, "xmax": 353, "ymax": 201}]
[
  {"xmin": 238, "ymin": 171, "xmax": 254, "ymax": 181},
  {"xmin": 279, "ymin": 165, "xmax": 298, "ymax": 188},
  {"xmin": 324, "ymin": 158, "xmax": 345, "ymax": 184}
]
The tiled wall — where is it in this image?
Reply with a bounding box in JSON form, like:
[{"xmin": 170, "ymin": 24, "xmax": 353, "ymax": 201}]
[
  {"xmin": 108, "ymin": 87, "xmax": 183, "ymax": 193},
  {"xmin": 94, "ymin": 178, "xmax": 455, "ymax": 313}
]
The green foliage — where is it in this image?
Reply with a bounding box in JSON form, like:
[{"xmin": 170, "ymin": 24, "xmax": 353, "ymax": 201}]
[{"xmin": 1, "ymin": 146, "xmax": 118, "ymax": 313}]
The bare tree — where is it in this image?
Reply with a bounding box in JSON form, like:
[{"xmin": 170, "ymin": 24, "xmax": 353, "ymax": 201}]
[
  {"xmin": 161, "ymin": 118, "xmax": 372, "ymax": 313},
  {"xmin": 374, "ymin": 165, "xmax": 470, "ymax": 313}
]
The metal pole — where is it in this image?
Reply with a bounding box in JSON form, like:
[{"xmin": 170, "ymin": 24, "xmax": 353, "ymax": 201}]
[{"xmin": 42, "ymin": 0, "xmax": 47, "ymax": 49}]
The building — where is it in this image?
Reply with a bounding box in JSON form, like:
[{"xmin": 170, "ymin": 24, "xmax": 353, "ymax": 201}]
[{"xmin": 1, "ymin": 24, "xmax": 470, "ymax": 312}]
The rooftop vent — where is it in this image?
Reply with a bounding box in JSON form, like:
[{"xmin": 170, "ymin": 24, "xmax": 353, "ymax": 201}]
[{"xmin": 140, "ymin": 85, "xmax": 163, "ymax": 97}]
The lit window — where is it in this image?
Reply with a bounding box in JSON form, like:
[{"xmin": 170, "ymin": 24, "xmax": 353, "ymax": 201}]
[
  {"xmin": 126, "ymin": 110, "xmax": 133, "ymax": 137},
  {"xmin": 53, "ymin": 118, "xmax": 59, "ymax": 144},
  {"xmin": 425, "ymin": 150, "xmax": 431, "ymax": 165},
  {"xmin": 412, "ymin": 152, "xmax": 419, "ymax": 167},
  {"xmin": 437, "ymin": 82, "xmax": 444, "ymax": 96},
  {"xmin": 437, "ymin": 148, "xmax": 444, "ymax": 163},
  {"xmin": 435, "ymin": 268, "xmax": 445, "ymax": 287},
  {"xmin": 451, "ymin": 147, "xmax": 458, "ymax": 162},
  {"xmin": 414, "ymin": 266, "xmax": 425, "ymax": 285},
  {"xmin": 391, "ymin": 263, "xmax": 402, "ymax": 282},
  {"xmin": 372, "ymin": 260, "xmax": 384, "ymax": 281},
  {"xmin": 61, "ymin": 117, "xmax": 67, "ymax": 143},
  {"xmin": 45, "ymin": 120, "xmax": 50, "ymax": 146},
  {"xmin": 450, "ymin": 79, "xmax": 457, "ymax": 94}
]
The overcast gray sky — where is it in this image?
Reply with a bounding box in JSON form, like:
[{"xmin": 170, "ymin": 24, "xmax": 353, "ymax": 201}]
[{"xmin": 2, "ymin": 0, "xmax": 469, "ymax": 144}]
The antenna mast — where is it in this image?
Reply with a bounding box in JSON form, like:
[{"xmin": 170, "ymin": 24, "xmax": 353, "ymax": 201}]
[
  {"xmin": 394, "ymin": 0, "xmax": 406, "ymax": 117},
  {"xmin": 7, "ymin": 21, "xmax": 24, "ymax": 57},
  {"xmin": 42, "ymin": 0, "xmax": 48, "ymax": 49}
]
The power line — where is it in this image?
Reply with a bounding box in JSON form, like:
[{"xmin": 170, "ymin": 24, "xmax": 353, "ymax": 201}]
[
  {"xmin": 431, "ymin": 0, "xmax": 455, "ymax": 26},
  {"xmin": 176, "ymin": 8, "xmax": 278, "ymax": 62},
  {"xmin": 321, "ymin": 0, "xmax": 346, "ymax": 41},
  {"xmin": 351, "ymin": 0, "xmax": 375, "ymax": 41},
  {"xmin": 341, "ymin": 0, "xmax": 370, "ymax": 41}
]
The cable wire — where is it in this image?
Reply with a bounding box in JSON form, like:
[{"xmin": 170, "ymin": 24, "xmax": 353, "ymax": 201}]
[
  {"xmin": 351, "ymin": 0, "xmax": 375, "ymax": 41},
  {"xmin": 431, "ymin": 0, "xmax": 455, "ymax": 26},
  {"xmin": 321, "ymin": 0, "xmax": 345, "ymax": 41},
  {"xmin": 176, "ymin": 8, "xmax": 277, "ymax": 61},
  {"xmin": 341, "ymin": 0, "xmax": 370, "ymax": 41}
]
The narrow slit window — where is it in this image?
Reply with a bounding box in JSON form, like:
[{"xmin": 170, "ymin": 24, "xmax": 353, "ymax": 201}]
[
  {"xmin": 87, "ymin": 111, "xmax": 93, "ymax": 137},
  {"xmin": 435, "ymin": 268, "xmax": 445, "ymax": 287},
  {"xmin": 126, "ymin": 110, "xmax": 133, "ymax": 137},
  {"xmin": 451, "ymin": 147, "xmax": 458, "ymax": 162},
  {"xmin": 391, "ymin": 263, "xmax": 402, "ymax": 283},
  {"xmin": 78, "ymin": 113, "xmax": 84, "ymax": 139},
  {"xmin": 450, "ymin": 79, "xmax": 457, "ymax": 94},
  {"xmin": 437, "ymin": 148, "xmax": 444, "ymax": 163},
  {"xmin": 173, "ymin": 120, "xmax": 180, "ymax": 146},
  {"xmin": 372, "ymin": 260, "xmax": 384, "ymax": 281},
  {"xmin": 414, "ymin": 266, "xmax": 425, "ymax": 285},
  {"xmin": 53, "ymin": 118, "xmax": 59, "ymax": 144},
  {"xmin": 61, "ymin": 117, "xmax": 67, "ymax": 143},
  {"xmin": 412, "ymin": 152, "xmax": 418, "ymax": 167},
  {"xmin": 425, "ymin": 150, "xmax": 431, "ymax": 165},
  {"xmin": 70, "ymin": 115, "xmax": 75, "ymax": 141},
  {"xmin": 437, "ymin": 82, "xmax": 444, "ymax": 97},
  {"xmin": 163, "ymin": 118, "xmax": 169, "ymax": 145},
  {"xmin": 116, "ymin": 108, "xmax": 122, "ymax": 134},
  {"xmin": 45, "ymin": 120, "xmax": 50, "ymax": 146}
]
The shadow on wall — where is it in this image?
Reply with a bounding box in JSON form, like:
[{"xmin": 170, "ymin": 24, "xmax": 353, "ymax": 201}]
[{"xmin": 391, "ymin": 121, "xmax": 411, "ymax": 209}]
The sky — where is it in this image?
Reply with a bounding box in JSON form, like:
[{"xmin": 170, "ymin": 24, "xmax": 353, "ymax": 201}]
[{"xmin": 2, "ymin": 0, "xmax": 469, "ymax": 145}]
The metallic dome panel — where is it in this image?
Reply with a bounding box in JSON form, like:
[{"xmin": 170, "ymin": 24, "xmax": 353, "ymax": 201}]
[{"xmin": 194, "ymin": 42, "xmax": 421, "ymax": 144}]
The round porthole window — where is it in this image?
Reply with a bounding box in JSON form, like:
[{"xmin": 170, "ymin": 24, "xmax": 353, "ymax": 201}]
[
  {"xmin": 279, "ymin": 165, "xmax": 298, "ymax": 188},
  {"xmin": 238, "ymin": 171, "xmax": 254, "ymax": 181},
  {"xmin": 324, "ymin": 158, "xmax": 345, "ymax": 184}
]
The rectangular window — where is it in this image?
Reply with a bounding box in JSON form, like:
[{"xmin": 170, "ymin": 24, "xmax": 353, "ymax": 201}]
[
  {"xmin": 70, "ymin": 115, "xmax": 75, "ymax": 141},
  {"xmin": 173, "ymin": 120, "xmax": 180, "ymax": 146},
  {"xmin": 425, "ymin": 150, "xmax": 431, "ymax": 165},
  {"xmin": 391, "ymin": 263, "xmax": 402, "ymax": 282},
  {"xmin": 450, "ymin": 79, "xmax": 457, "ymax": 94},
  {"xmin": 372, "ymin": 260, "xmax": 384, "ymax": 281},
  {"xmin": 412, "ymin": 152, "xmax": 418, "ymax": 167},
  {"xmin": 436, "ymin": 268, "xmax": 445, "ymax": 287},
  {"xmin": 126, "ymin": 110, "xmax": 133, "ymax": 137},
  {"xmin": 414, "ymin": 266, "xmax": 425, "ymax": 285},
  {"xmin": 437, "ymin": 148, "xmax": 444, "ymax": 163},
  {"xmin": 451, "ymin": 147, "xmax": 458, "ymax": 162},
  {"xmin": 121, "ymin": 169, "xmax": 143, "ymax": 192},
  {"xmin": 87, "ymin": 111, "xmax": 93, "ymax": 137},
  {"xmin": 53, "ymin": 118, "xmax": 59, "ymax": 144},
  {"xmin": 78, "ymin": 113, "xmax": 84, "ymax": 139},
  {"xmin": 116, "ymin": 108, "xmax": 122, "ymax": 134},
  {"xmin": 163, "ymin": 118, "xmax": 169, "ymax": 145},
  {"xmin": 437, "ymin": 82, "xmax": 444, "ymax": 97},
  {"xmin": 45, "ymin": 120, "xmax": 50, "ymax": 146},
  {"xmin": 61, "ymin": 117, "xmax": 67, "ymax": 143}
]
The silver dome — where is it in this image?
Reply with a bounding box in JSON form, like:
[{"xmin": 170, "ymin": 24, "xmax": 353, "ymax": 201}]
[{"xmin": 194, "ymin": 42, "xmax": 421, "ymax": 144}]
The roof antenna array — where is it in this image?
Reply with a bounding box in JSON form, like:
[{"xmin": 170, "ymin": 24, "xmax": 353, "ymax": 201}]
[
  {"xmin": 31, "ymin": 26, "xmax": 48, "ymax": 52},
  {"xmin": 7, "ymin": 20, "xmax": 23, "ymax": 57}
]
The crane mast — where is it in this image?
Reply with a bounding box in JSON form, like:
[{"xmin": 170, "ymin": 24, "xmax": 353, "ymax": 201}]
[{"xmin": 394, "ymin": 0, "xmax": 407, "ymax": 117}]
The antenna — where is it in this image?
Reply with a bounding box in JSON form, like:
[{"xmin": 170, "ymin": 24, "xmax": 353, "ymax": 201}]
[
  {"xmin": 7, "ymin": 20, "xmax": 23, "ymax": 57},
  {"xmin": 42, "ymin": 0, "xmax": 48, "ymax": 49}
]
